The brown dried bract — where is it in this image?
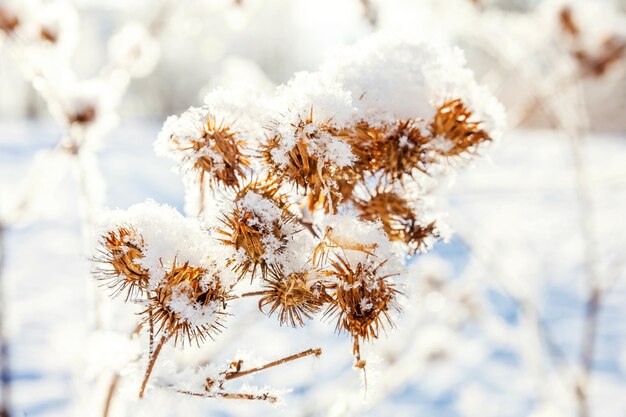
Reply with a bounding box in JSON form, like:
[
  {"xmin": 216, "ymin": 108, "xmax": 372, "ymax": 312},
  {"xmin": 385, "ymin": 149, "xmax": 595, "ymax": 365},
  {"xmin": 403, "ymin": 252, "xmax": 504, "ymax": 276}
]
[
  {"xmin": 573, "ymin": 36, "xmax": 626, "ymax": 77},
  {"xmin": 324, "ymin": 255, "xmax": 400, "ymax": 362},
  {"xmin": 176, "ymin": 114, "xmax": 250, "ymax": 189},
  {"xmin": 354, "ymin": 189, "xmax": 439, "ymax": 254},
  {"xmin": 0, "ymin": 7, "xmax": 19, "ymax": 34},
  {"xmin": 258, "ymin": 266, "xmax": 331, "ymax": 327},
  {"xmin": 94, "ymin": 226, "xmax": 149, "ymax": 300},
  {"xmin": 344, "ymin": 120, "xmax": 432, "ymax": 181},
  {"xmin": 147, "ymin": 262, "xmax": 228, "ymax": 344},
  {"xmin": 559, "ymin": 6, "xmax": 579, "ymax": 38},
  {"xmin": 312, "ymin": 226, "xmax": 377, "ymax": 267},
  {"xmin": 430, "ymin": 99, "xmax": 491, "ymax": 158},
  {"xmin": 217, "ymin": 192, "xmax": 297, "ymax": 280},
  {"xmin": 261, "ymin": 112, "xmax": 360, "ymax": 213}
]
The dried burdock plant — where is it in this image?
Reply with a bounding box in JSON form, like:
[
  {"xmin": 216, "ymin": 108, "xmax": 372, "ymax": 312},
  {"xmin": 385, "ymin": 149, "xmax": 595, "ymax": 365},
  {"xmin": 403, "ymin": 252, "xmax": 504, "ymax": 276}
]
[
  {"xmin": 261, "ymin": 111, "xmax": 360, "ymax": 213},
  {"xmin": 558, "ymin": 5, "xmax": 626, "ymax": 78},
  {"xmin": 93, "ymin": 226, "xmax": 149, "ymax": 300},
  {"xmin": 216, "ymin": 189, "xmax": 300, "ymax": 280},
  {"xmin": 354, "ymin": 188, "xmax": 440, "ymax": 254},
  {"xmin": 429, "ymin": 99, "xmax": 491, "ymax": 159},
  {"xmin": 324, "ymin": 254, "xmax": 400, "ymax": 367},
  {"xmin": 258, "ymin": 266, "xmax": 331, "ymax": 327},
  {"xmin": 156, "ymin": 107, "xmax": 251, "ymax": 190},
  {"xmin": 0, "ymin": 6, "xmax": 19, "ymax": 35},
  {"xmin": 146, "ymin": 261, "xmax": 230, "ymax": 344},
  {"xmin": 96, "ymin": 34, "xmax": 505, "ymax": 404}
]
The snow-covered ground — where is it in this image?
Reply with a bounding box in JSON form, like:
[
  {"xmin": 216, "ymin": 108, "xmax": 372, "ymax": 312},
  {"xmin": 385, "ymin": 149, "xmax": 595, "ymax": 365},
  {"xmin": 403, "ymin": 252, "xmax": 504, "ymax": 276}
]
[{"xmin": 1, "ymin": 121, "xmax": 626, "ymax": 417}]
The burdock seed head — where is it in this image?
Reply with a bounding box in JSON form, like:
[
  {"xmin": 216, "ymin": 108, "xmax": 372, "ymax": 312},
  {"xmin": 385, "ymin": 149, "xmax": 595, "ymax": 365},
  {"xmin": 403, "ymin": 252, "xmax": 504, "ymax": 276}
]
[
  {"xmin": 157, "ymin": 107, "xmax": 250, "ymax": 189},
  {"xmin": 147, "ymin": 261, "xmax": 229, "ymax": 345},
  {"xmin": 324, "ymin": 254, "xmax": 400, "ymax": 363},
  {"xmin": 93, "ymin": 226, "xmax": 150, "ymax": 300},
  {"xmin": 258, "ymin": 266, "xmax": 331, "ymax": 327}
]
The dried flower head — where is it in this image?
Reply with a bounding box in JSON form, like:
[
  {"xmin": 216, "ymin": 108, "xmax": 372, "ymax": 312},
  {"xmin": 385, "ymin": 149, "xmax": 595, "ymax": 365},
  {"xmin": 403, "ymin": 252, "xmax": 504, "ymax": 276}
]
[
  {"xmin": 573, "ymin": 36, "xmax": 626, "ymax": 77},
  {"xmin": 429, "ymin": 99, "xmax": 491, "ymax": 158},
  {"xmin": 345, "ymin": 120, "xmax": 431, "ymax": 181},
  {"xmin": 324, "ymin": 255, "xmax": 400, "ymax": 363},
  {"xmin": 217, "ymin": 190, "xmax": 299, "ymax": 279},
  {"xmin": 258, "ymin": 266, "xmax": 331, "ymax": 327},
  {"xmin": 157, "ymin": 107, "xmax": 250, "ymax": 189},
  {"xmin": 354, "ymin": 189, "xmax": 440, "ymax": 254},
  {"xmin": 148, "ymin": 261, "xmax": 229, "ymax": 344},
  {"xmin": 93, "ymin": 226, "xmax": 149, "ymax": 300},
  {"xmin": 0, "ymin": 6, "xmax": 19, "ymax": 34},
  {"xmin": 261, "ymin": 111, "xmax": 360, "ymax": 213}
]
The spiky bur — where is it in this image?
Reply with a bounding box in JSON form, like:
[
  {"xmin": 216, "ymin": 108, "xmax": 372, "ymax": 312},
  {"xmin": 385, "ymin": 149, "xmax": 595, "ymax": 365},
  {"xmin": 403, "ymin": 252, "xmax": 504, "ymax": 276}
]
[
  {"xmin": 146, "ymin": 261, "xmax": 229, "ymax": 345},
  {"xmin": 344, "ymin": 119, "xmax": 432, "ymax": 181},
  {"xmin": 216, "ymin": 189, "xmax": 300, "ymax": 280},
  {"xmin": 324, "ymin": 255, "xmax": 400, "ymax": 367},
  {"xmin": 0, "ymin": 6, "xmax": 19, "ymax": 35},
  {"xmin": 558, "ymin": 6, "xmax": 626, "ymax": 78},
  {"xmin": 429, "ymin": 99, "xmax": 491, "ymax": 159},
  {"xmin": 354, "ymin": 189, "xmax": 440, "ymax": 254},
  {"xmin": 258, "ymin": 266, "xmax": 331, "ymax": 327},
  {"xmin": 156, "ymin": 107, "xmax": 251, "ymax": 189},
  {"xmin": 261, "ymin": 112, "xmax": 360, "ymax": 213},
  {"xmin": 93, "ymin": 226, "xmax": 150, "ymax": 300}
]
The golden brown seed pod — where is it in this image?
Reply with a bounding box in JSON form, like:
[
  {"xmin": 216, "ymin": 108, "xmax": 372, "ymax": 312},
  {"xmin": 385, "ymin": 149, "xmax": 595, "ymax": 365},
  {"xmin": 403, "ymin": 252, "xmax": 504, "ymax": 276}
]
[
  {"xmin": 261, "ymin": 112, "xmax": 360, "ymax": 213},
  {"xmin": 324, "ymin": 255, "xmax": 400, "ymax": 363},
  {"xmin": 216, "ymin": 191, "xmax": 298, "ymax": 280},
  {"xmin": 173, "ymin": 113, "xmax": 250, "ymax": 189},
  {"xmin": 258, "ymin": 266, "xmax": 331, "ymax": 327},
  {"xmin": 93, "ymin": 226, "xmax": 149, "ymax": 300},
  {"xmin": 0, "ymin": 7, "xmax": 19, "ymax": 34},
  {"xmin": 343, "ymin": 120, "xmax": 431, "ymax": 181},
  {"xmin": 430, "ymin": 99, "xmax": 491, "ymax": 158},
  {"xmin": 147, "ymin": 262, "xmax": 228, "ymax": 344},
  {"xmin": 354, "ymin": 189, "xmax": 439, "ymax": 255}
]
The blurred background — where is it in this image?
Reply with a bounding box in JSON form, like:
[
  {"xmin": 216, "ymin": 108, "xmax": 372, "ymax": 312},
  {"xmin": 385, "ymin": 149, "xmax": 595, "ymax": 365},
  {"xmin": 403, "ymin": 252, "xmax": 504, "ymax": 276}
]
[{"xmin": 1, "ymin": 0, "xmax": 626, "ymax": 416}]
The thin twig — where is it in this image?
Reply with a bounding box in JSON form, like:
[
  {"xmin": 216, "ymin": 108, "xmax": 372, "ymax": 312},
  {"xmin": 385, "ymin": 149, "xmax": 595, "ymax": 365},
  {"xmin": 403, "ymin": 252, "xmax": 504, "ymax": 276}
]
[
  {"xmin": 223, "ymin": 348, "xmax": 322, "ymax": 381},
  {"xmin": 0, "ymin": 223, "xmax": 11, "ymax": 417},
  {"xmin": 175, "ymin": 389, "xmax": 277, "ymax": 402},
  {"xmin": 102, "ymin": 373, "xmax": 120, "ymax": 417},
  {"xmin": 139, "ymin": 333, "xmax": 171, "ymax": 398}
]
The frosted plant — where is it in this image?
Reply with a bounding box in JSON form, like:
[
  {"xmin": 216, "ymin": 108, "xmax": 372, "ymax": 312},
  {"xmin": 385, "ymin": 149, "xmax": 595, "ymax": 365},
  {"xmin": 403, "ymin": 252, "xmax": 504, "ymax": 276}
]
[{"xmin": 94, "ymin": 34, "xmax": 505, "ymax": 404}]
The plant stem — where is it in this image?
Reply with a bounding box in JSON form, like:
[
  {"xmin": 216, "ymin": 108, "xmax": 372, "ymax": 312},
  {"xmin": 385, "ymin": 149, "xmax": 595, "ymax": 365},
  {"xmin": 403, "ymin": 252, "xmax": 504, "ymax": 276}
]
[
  {"xmin": 139, "ymin": 333, "xmax": 170, "ymax": 398},
  {"xmin": 0, "ymin": 223, "xmax": 10, "ymax": 417},
  {"xmin": 176, "ymin": 389, "xmax": 277, "ymax": 402},
  {"xmin": 223, "ymin": 348, "xmax": 322, "ymax": 381}
]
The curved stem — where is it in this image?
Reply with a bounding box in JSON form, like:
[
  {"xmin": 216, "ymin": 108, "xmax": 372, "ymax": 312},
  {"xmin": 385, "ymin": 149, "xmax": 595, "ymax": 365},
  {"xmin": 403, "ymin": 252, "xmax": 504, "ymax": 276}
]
[
  {"xmin": 223, "ymin": 348, "xmax": 322, "ymax": 381},
  {"xmin": 139, "ymin": 333, "xmax": 170, "ymax": 398}
]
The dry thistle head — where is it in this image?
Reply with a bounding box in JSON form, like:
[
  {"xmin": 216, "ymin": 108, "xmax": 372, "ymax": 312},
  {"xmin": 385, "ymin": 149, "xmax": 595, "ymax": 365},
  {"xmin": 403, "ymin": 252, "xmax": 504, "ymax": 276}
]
[
  {"xmin": 93, "ymin": 226, "xmax": 149, "ymax": 300},
  {"xmin": 147, "ymin": 261, "xmax": 229, "ymax": 344},
  {"xmin": 345, "ymin": 120, "xmax": 432, "ymax": 181},
  {"xmin": 258, "ymin": 266, "xmax": 331, "ymax": 327},
  {"xmin": 158, "ymin": 108, "xmax": 250, "ymax": 189},
  {"xmin": 217, "ymin": 190, "xmax": 298, "ymax": 280},
  {"xmin": 429, "ymin": 99, "xmax": 491, "ymax": 158},
  {"xmin": 354, "ymin": 189, "xmax": 440, "ymax": 254},
  {"xmin": 573, "ymin": 36, "xmax": 626, "ymax": 77},
  {"xmin": 0, "ymin": 6, "xmax": 19, "ymax": 34},
  {"xmin": 324, "ymin": 254, "xmax": 400, "ymax": 363},
  {"xmin": 261, "ymin": 112, "xmax": 360, "ymax": 213}
]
